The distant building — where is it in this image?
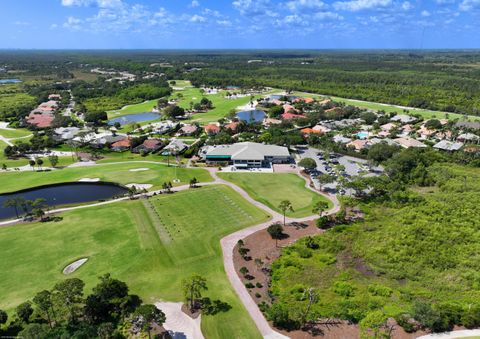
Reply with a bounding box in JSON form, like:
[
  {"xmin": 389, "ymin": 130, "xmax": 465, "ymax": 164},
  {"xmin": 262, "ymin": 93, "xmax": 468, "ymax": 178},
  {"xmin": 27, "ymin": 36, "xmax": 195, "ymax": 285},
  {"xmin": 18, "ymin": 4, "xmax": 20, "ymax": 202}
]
[
  {"xmin": 457, "ymin": 133, "xmax": 480, "ymax": 143},
  {"xmin": 433, "ymin": 140, "xmax": 464, "ymax": 152},
  {"xmin": 200, "ymin": 142, "xmax": 291, "ymax": 168},
  {"xmin": 333, "ymin": 135, "xmax": 352, "ymax": 144},
  {"xmin": 456, "ymin": 121, "xmax": 480, "ymax": 130},
  {"xmin": 391, "ymin": 114, "xmax": 417, "ymax": 124},
  {"xmin": 393, "ymin": 137, "xmax": 427, "ymax": 149},
  {"xmin": 164, "ymin": 139, "xmax": 189, "ymax": 153},
  {"xmin": 132, "ymin": 139, "xmax": 164, "ymax": 154},
  {"xmin": 204, "ymin": 124, "xmax": 220, "ymax": 135},
  {"xmin": 111, "ymin": 138, "xmax": 132, "ymax": 152}
]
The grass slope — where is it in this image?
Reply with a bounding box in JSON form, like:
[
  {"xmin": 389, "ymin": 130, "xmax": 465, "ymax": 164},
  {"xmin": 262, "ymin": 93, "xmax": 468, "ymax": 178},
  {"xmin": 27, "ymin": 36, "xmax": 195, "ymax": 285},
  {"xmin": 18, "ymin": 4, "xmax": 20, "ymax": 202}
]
[
  {"xmin": 218, "ymin": 172, "xmax": 332, "ymax": 218},
  {"xmin": 0, "ymin": 162, "xmax": 212, "ymax": 194},
  {"xmin": 0, "ymin": 185, "xmax": 269, "ymax": 338}
]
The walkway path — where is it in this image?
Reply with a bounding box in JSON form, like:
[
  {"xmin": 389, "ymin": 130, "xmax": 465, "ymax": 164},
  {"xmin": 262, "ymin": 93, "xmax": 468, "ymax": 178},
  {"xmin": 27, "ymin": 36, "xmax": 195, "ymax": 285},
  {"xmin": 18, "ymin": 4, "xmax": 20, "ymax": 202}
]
[
  {"xmin": 155, "ymin": 302, "xmax": 204, "ymax": 339},
  {"xmin": 0, "ymin": 166, "xmax": 340, "ymax": 339},
  {"xmin": 417, "ymin": 329, "xmax": 480, "ymax": 338},
  {"xmin": 210, "ymin": 168, "xmax": 340, "ymax": 339}
]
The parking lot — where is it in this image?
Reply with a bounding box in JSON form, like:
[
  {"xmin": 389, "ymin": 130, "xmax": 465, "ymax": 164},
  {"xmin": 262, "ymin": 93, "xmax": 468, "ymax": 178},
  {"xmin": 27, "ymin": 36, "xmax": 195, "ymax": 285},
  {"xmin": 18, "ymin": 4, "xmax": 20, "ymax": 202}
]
[{"xmin": 296, "ymin": 146, "xmax": 384, "ymax": 194}]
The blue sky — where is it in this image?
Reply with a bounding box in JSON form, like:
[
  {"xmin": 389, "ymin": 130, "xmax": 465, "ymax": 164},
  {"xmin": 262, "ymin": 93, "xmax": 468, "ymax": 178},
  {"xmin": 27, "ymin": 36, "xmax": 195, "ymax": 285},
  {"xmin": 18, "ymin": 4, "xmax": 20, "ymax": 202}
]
[{"xmin": 1, "ymin": 0, "xmax": 479, "ymax": 49}]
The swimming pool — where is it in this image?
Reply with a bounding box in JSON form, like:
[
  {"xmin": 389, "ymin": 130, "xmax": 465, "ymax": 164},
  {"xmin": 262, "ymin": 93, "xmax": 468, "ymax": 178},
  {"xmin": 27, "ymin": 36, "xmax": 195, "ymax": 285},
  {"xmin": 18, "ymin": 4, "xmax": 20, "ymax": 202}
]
[{"xmin": 357, "ymin": 131, "xmax": 369, "ymax": 139}]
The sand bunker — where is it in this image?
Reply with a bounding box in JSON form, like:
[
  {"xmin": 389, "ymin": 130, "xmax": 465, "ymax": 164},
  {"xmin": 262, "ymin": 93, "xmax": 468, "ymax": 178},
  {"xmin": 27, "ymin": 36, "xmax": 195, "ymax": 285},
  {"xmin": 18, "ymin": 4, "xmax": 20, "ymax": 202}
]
[
  {"xmin": 63, "ymin": 258, "xmax": 88, "ymax": 275},
  {"xmin": 126, "ymin": 183, "xmax": 153, "ymax": 190},
  {"xmin": 78, "ymin": 178, "xmax": 100, "ymax": 182},
  {"xmin": 129, "ymin": 168, "xmax": 149, "ymax": 172}
]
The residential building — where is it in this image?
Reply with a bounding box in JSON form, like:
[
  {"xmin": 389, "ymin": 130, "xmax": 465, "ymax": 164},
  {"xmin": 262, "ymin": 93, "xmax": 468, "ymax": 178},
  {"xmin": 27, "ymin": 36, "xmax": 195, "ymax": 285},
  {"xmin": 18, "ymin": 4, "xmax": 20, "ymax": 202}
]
[
  {"xmin": 433, "ymin": 140, "xmax": 464, "ymax": 151},
  {"xmin": 393, "ymin": 137, "xmax": 427, "ymax": 148},
  {"xmin": 204, "ymin": 123, "xmax": 220, "ymax": 135},
  {"xmin": 391, "ymin": 114, "xmax": 417, "ymax": 124},
  {"xmin": 132, "ymin": 139, "xmax": 164, "ymax": 153}
]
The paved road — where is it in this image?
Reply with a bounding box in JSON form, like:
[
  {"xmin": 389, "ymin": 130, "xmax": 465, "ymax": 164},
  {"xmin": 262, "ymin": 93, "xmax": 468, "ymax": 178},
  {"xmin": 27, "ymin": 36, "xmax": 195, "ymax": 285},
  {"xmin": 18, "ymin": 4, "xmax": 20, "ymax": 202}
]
[
  {"xmin": 0, "ymin": 166, "xmax": 341, "ymax": 339},
  {"xmin": 155, "ymin": 302, "xmax": 204, "ymax": 339}
]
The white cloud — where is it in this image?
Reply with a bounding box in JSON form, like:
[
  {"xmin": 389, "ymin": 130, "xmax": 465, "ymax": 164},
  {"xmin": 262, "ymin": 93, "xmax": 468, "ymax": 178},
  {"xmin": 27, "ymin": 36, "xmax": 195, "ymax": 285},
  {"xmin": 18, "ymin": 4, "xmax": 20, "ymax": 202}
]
[
  {"xmin": 401, "ymin": 1, "xmax": 413, "ymax": 10},
  {"xmin": 63, "ymin": 16, "xmax": 82, "ymax": 30},
  {"xmin": 61, "ymin": 0, "xmax": 122, "ymax": 8},
  {"xmin": 190, "ymin": 0, "xmax": 200, "ymax": 8},
  {"xmin": 285, "ymin": 0, "xmax": 327, "ymax": 11},
  {"xmin": 232, "ymin": 0, "xmax": 278, "ymax": 17},
  {"xmin": 190, "ymin": 14, "xmax": 206, "ymax": 23},
  {"xmin": 421, "ymin": 10, "xmax": 431, "ymax": 16},
  {"xmin": 333, "ymin": 0, "xmax": 392, "ymax": 11},
  {"xmin": 459, "ymin": 0, "xmax": 480, "ymax": 10},
  {"xmin": 216, "ymin": 19, "xmax": 232, "ymax": 26},
  {"xmin": 315, "ymin": 11, "xmax": 344, "ymax": 19}
]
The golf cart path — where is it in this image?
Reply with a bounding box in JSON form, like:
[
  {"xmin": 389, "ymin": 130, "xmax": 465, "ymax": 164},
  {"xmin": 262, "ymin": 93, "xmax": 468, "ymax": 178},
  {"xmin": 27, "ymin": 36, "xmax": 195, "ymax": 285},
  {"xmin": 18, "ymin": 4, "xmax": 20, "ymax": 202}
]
[
  {"xmin": 209, "ymin": 168, "xmax": 340, "ymax": 339},
  {"xmin": 155, "ymin": 302, "xmax": 204, "ymax": 339},
  {"xmin": 417, "ymin": 329, "xmax": 480, "ymax": 338},
  {"xmin": 0, "ymin": 166, "xmax": 340, "ymax": 339}
]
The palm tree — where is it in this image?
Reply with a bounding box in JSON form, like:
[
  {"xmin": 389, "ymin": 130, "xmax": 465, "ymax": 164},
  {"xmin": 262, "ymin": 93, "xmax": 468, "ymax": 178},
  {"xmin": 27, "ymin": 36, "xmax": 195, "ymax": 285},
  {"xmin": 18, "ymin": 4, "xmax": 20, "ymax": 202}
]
[
  {"xmin": 312, "ymin": 200, "xmax": 329, "ymax": 218},
  {"xmin": 278, "ymin": 200, "xmax": 294, "ymax": 226},
  {"xmin": 3, "ymin": 197, "xmax": 21, "ymax": 219},
  {"xmin": 182, "ymin": 274, "xmax": 207, "ymax": 311}
]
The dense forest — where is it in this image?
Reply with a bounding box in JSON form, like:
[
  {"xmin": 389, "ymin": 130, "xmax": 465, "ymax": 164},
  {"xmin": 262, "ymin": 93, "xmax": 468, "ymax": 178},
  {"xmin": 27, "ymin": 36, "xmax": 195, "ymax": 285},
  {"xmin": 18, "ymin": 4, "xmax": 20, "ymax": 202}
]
[{"xmin": 2, "ymin": 50, "xmax": 480, "ymax": 116}]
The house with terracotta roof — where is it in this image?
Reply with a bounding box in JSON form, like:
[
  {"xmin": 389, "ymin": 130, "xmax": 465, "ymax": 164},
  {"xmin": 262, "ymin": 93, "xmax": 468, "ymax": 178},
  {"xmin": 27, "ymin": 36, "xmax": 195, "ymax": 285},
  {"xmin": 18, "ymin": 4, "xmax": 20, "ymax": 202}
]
[
  {"xmin": 300, "ymin": 128, "xmax": 320, "ymax": 135},
  {"xmin": 204, "ymin": 124, "xmax": 220, "ymax": 135},
  {"xmin": 263, "ymin": 118, "xmax": 282, "ymax": 127},
  {"xmin": 225, "ymin": 121, "xmax": 240, "ymax": 132},
  {"xmin": 380, "ymin": 123, "xmax": 396, "ymax": 132},
  {"xmin": 48, "ymin": 94, "xmax": 62, "ymax": 100},
  {"xmin": 417, "ymin": 126, "xmax": 436, "ymax": 139},
  {"xmin": 132, "ymin": 139, "xmax": 164, "ymax": 154},
  {"xmin": 318, "ymin": 99, "xmax": 332, "ymax": 106},
  {"xmin": 312, "ymin": 124, "xmax": 331, "ymax": 134},
  {"xmin": 394, "ymin": 137, "xmax": 427, "ymax": 149},
  {"xmin": 178, "ymin": 124, "xmax": 198, "ymax": 136},
  {"xmin": 347, "ymin": 139, "xmax": 369, "ymax": 151},
  {"xmin": 26, "ymin": 113, "xmax": 54, "ymax": 128},
  {"xmin": 111, "ymin": 138, "xmax": 132, "ymax": 152},
  {"xmin": 282, "ymin": 112, "xmax": 306, "ymax": 120},
  {"xmin": 283, "ymin": 104, "xmax": 297, "ymax": 113}
]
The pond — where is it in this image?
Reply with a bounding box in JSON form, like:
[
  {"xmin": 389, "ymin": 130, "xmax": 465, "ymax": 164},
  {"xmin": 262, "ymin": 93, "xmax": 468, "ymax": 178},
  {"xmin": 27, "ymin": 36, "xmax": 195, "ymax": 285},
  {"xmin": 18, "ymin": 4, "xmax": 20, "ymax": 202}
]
[
  {"xmin": 269, "ymin": 95, "xmax": 298, "ymax": 101},
  {"xmin": 0, "ymin": 182, "xmax": 128, "ymax": 220},
  {"xmin": 0, "ymin": 79, "xmax": 22, "ymax": 84},
  {"xmin": 108, "ymin": 112, "xmax": 160, "ymax": 126},
  {"xmin": 236, "ymin": 110, "xmax": 266, "ymax": 123}
]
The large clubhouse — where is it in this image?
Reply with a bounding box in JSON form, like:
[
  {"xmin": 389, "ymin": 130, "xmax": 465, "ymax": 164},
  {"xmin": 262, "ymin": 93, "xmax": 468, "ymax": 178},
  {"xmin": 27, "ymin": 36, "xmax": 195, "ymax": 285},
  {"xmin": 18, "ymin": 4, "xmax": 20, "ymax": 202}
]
[{"xmin": 200, "ymin": 142, "xmax": 291, "ymax": 168}]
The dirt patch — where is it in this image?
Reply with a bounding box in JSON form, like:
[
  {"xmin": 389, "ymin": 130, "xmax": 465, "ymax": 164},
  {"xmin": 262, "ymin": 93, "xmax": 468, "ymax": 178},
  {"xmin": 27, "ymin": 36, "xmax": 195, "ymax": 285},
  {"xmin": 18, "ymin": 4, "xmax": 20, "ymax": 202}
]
[
  {"xmin": 181, "ymin": 303, "xmax": 201, "ymax": 319},
  {"xmin": 233, "ymin": 220, "xmax": 323, "ymax": 314}
]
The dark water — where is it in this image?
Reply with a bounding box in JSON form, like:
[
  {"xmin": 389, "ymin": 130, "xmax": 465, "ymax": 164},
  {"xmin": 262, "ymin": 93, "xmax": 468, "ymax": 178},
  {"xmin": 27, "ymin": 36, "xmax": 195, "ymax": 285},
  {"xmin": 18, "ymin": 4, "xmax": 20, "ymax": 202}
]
[
  {"xmin": 108, "ymin": 112, "xmax": 160, "ymax": 126},
  {"xmin": 236, "ymin": 110, "xmax": 266, "ymax": 123},
  {"xmin": 0, "ymin": 79, "xmax": 22, "ymax": 84},
  {"xmin": 0, "ymin": 182, "xmax": 128, "ymax": 220},
  {"xmin": 268, "ymin": 95, "xmax": 298, "ymax": 101}
]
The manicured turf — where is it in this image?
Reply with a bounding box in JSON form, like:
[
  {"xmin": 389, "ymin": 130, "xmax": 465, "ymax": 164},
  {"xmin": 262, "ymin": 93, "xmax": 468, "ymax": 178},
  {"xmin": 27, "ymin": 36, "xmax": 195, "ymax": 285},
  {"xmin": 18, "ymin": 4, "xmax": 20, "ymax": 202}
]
[
  {"xmin": 107, "ymin": 99, "xmax": 159, "ymax": 118},
  {"xmin": 0, "ymin": 185, "xmax": 269, "ymax": 338},
  {"xmin": 292, "ymin": 90, "xmax": 480, "ymax": 122},
  {"xmin": 0, "ymin": 162, "xmax": 212, "ymax": 194},
  {"xmin": 218, "ymin": 172, "xmax": 332, "ymax": 218},
  {"xmin": 0, "ymin": 128, "xmax": 32, "ymax": 139}
]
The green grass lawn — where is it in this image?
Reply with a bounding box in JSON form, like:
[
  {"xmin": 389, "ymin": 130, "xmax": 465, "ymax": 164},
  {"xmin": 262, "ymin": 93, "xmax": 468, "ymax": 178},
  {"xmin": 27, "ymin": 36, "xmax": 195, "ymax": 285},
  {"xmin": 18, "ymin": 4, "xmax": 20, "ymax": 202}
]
[
  {"xmin": 0, "ymin": 128, "xmax": 32, "ymax": 139},
  {"xmin": 291, "ymin": 90, "xmax": 480, "ymax": 122},
  {"xmin": 0, "ymin": 162, "xmax": 211, "ymax": 194},
  {"xmin": 0, "ymin": 185, "xmax": 269, "ymax": 338},
  {"xmin": 107, "ymin": 99, "xmax": 159, "ymax": 118},
  {"xmin": 218, "ymin": 172, "xmax": 332, "ymax": 218}
]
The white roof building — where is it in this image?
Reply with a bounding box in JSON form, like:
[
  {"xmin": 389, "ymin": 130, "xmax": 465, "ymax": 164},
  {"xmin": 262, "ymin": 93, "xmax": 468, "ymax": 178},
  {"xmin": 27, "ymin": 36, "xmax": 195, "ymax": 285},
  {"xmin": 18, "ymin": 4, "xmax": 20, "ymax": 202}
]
[
  {"xmin": 433, "ymin": 140, "xmax": 464, "ymax": 151},
  {"xmin": 200, "ymin": 142, "xmax": 290, "ymax": 168},
  {"xmin": 391, "ymin": 114, "xmax": 417, "ymax": 124}
]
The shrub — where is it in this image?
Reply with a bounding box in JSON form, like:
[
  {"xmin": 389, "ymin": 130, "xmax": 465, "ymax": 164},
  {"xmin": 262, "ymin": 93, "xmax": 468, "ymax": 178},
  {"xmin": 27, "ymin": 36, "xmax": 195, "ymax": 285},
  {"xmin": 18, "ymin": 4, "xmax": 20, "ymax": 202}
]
[
  {"xmin": 255, "ymin": 293, "xmax": 261, "ymax": 298},
  {"xmin": 367, "ymin": 284, "xmax": 393, "ymax": 297},
  {"xmin": 395, "ymin": 314, "xmax": 417, "ymax": 333},
  {"xmin": 333, "ymin": 281, "xmax": 355, "ymax": 297},
  {"xmin": 245, "ymin": 282, "xmax": 255, "ymax": 289},
  {"xmin": 239, "ymin": 267, "xmax": 249, "ymax": 276},
  {"xmin": 256, "ymin": 282, "xmax": 263, "ymax": 288},
  {"xmin": 316, "ymin": 216, "xmax": 329, "ymax": 229}
]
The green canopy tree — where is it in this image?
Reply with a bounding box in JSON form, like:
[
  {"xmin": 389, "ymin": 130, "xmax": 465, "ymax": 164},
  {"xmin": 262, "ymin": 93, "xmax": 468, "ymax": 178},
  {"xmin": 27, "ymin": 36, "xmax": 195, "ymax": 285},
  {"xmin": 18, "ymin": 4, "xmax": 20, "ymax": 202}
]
[
  {"xmin": 132, "ymin": 304, "xmax": 166, "ymax": 339},
  {"xmin": 182, "ymin": 274, "xmax": 208, "ymax": 311},
  {"xmin": 53, "ymin": 278, "xmax": 85, "ymax": 323},
  {"xmin": 33, "ymin": 290, "xmax": 56, "ymax": 328}
]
